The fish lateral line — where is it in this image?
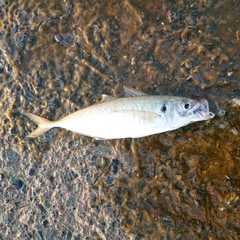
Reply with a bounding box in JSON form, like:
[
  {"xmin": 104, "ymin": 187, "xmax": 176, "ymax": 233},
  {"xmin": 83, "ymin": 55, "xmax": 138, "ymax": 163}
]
[{"xmin": 113, "ymin": 109, "xmax": 161, "ymax": 118}]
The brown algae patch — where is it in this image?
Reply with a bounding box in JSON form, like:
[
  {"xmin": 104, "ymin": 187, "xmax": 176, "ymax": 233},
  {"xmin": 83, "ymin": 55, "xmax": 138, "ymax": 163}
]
[{"xmin": 94, "ymin": 104, "xmax": 240, "ymax": 238}]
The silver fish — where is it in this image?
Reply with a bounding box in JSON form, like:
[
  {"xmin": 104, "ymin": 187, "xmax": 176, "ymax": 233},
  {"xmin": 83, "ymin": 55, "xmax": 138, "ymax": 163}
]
[{"xmin": 21, "ymin": 87, "xmax": 215, "ymax": 139}]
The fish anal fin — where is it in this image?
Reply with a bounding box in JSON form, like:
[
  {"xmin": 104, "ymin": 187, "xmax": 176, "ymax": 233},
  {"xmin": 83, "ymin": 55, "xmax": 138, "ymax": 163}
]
[{"xmin": 94, "ymin": 137, "xmax": 106, "ymax": 140}]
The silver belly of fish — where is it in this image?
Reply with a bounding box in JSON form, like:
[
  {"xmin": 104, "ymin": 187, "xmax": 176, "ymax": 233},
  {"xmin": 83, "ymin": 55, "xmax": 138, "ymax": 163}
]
[{"xmin": 22, "ymin": 89, "xmax": 214, "ymax": 140}]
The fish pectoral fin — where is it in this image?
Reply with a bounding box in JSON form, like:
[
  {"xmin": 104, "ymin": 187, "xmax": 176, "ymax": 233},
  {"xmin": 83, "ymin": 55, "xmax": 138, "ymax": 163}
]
[
  {"xmin": 123, "ymin": 86, "xmax": 148, "ymax": 97},
  {"xmin": 113, "ymin": 110, "xmax": 161, "ymax": 123}
]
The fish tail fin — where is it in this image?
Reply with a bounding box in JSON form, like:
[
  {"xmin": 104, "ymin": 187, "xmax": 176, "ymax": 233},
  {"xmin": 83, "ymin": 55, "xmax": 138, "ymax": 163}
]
[{"xmin": 21, "ymin": 112, "xmax": 56, "ymax": 138}]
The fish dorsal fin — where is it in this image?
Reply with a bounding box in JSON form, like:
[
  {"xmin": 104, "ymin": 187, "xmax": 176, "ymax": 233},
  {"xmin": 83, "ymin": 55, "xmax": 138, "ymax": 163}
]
[
  {"xmin": 99, "ymin": 94, "xmax": 117, "ymax": 103},
  {"xmin": 123, "ymin": 86, "xmax": 148, "ymax": 97}
]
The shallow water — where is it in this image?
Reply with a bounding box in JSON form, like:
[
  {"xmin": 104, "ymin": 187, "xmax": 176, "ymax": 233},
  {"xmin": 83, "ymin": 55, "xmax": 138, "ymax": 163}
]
[{"xmin": 0, "ymin": 0, "xmax": 239, "ymax": 239}]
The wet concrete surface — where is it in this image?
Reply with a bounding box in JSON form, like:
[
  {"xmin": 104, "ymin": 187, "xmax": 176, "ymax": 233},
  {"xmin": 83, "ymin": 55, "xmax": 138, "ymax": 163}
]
[{"xmin": 0, "ymin": 0, "xmax": 240, "ymax": 239}]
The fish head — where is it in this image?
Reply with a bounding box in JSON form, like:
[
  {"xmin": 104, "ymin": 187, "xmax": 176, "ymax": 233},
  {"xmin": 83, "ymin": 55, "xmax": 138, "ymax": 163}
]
[{"xmin": 167, "ymin": 98, "xmax": 215, "ymax": 129}]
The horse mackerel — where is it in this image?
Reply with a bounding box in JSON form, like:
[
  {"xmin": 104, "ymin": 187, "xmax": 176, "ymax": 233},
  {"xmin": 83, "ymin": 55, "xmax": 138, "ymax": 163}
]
[{"xmin": 22, "ymin": 87, "xmax": 215, "ymax": 139}]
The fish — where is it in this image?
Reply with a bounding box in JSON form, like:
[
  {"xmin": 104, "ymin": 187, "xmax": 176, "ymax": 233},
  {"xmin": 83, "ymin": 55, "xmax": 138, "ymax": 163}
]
[{"xmin": 21, "ymin": 86, "xmax": 215, "ymax": 139}]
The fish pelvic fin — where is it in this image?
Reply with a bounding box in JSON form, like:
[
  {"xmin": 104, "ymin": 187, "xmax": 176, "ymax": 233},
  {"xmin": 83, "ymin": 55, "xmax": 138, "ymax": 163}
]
[{"xmin": 21, "ymin": 112, "xmax": 56, "ymax": 138}]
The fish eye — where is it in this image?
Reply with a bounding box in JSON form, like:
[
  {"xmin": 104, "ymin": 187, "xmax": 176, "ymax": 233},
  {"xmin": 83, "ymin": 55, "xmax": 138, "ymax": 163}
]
[{"xmin": 184, "ymin": 102, "xmax": 190, "ymax": 110}]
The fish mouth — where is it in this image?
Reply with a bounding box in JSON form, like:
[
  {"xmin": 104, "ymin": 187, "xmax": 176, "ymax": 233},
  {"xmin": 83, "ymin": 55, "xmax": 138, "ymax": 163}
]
[{"xmin": 192, "ymin": 99, "xmax": 215, "ymax": 119}]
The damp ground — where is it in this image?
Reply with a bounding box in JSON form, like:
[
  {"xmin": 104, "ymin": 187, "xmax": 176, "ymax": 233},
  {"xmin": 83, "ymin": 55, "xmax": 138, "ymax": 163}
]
[{"xmin": 0, "ymin": 0, "xmax": 240, "ymax": 239}]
